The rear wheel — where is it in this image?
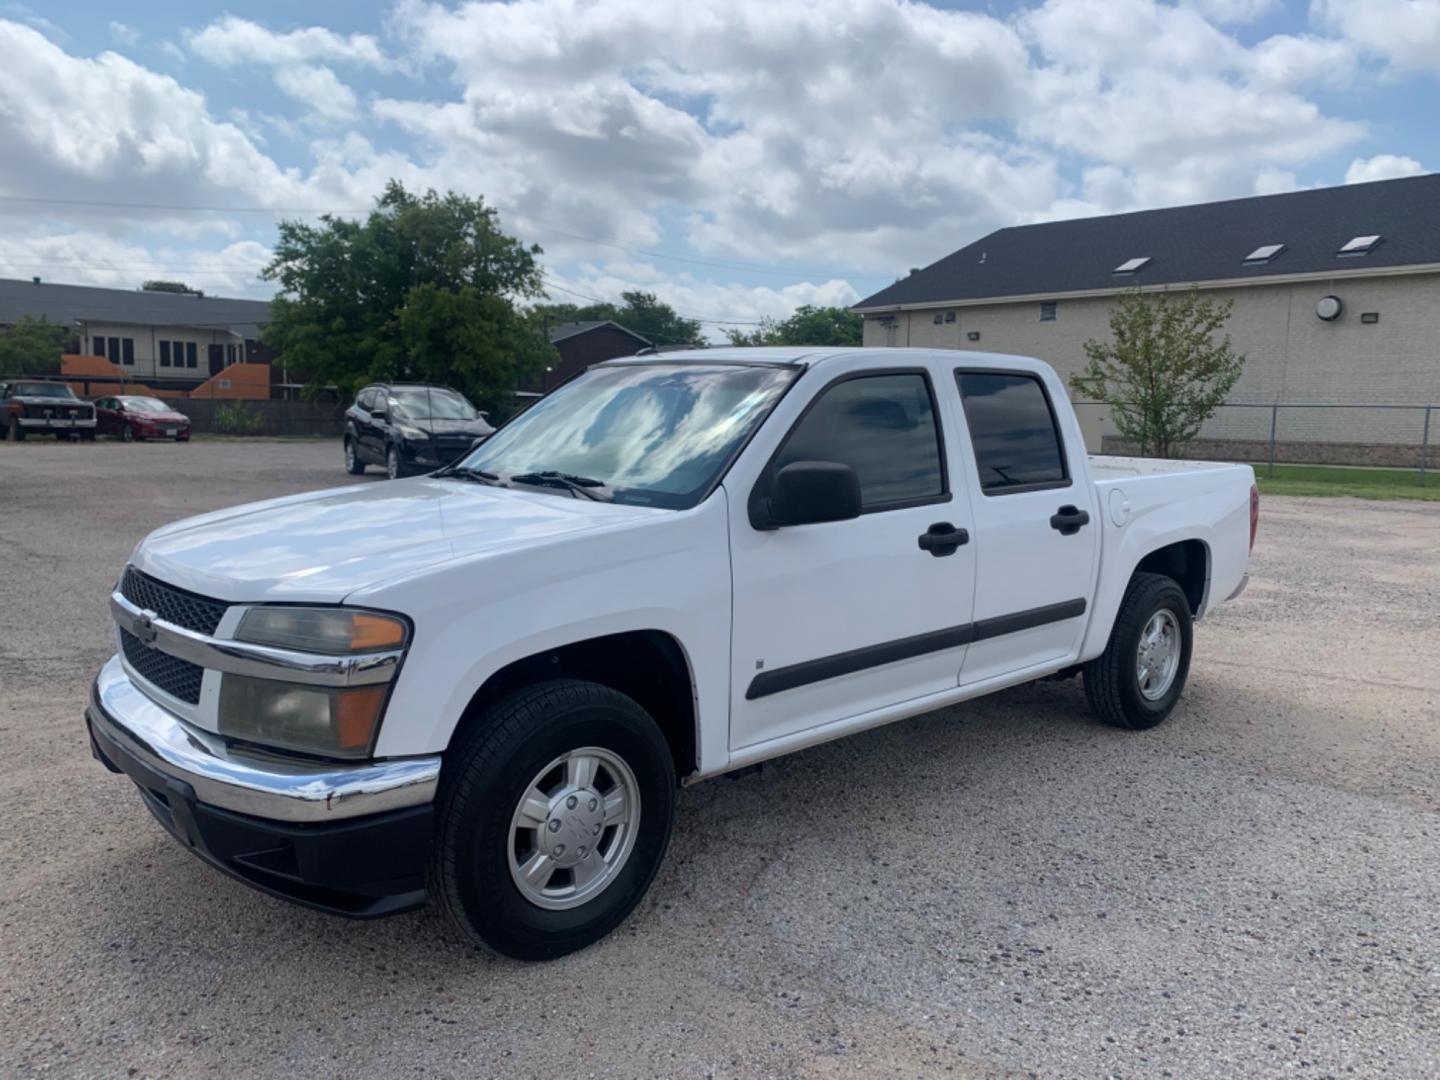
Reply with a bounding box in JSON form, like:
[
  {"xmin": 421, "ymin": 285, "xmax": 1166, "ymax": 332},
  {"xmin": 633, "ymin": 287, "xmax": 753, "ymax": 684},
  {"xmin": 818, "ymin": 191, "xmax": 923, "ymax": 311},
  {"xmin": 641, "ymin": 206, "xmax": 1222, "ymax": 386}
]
[
  {"xmin": 344, "ymin": 436, "xmax": 365, "ymax": 475},
  {"xmin": 432, "ymin": 679, "xmax": 676, "ymax": 960},
  {"xmin": 1083, "ymin": 572, "xmax": 1193, "ymax": 730}
]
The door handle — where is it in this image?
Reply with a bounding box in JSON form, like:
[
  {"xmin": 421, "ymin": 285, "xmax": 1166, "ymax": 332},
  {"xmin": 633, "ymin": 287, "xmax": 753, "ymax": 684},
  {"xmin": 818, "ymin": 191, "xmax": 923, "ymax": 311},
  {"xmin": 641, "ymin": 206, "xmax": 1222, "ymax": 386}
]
[
  {"xmin": 918, "ymin": 522, "xmax": 969, "ymax": 557},
  {"xmin": 1050, "ymin": 505, "xmax": 1091, "ymax": 536}
]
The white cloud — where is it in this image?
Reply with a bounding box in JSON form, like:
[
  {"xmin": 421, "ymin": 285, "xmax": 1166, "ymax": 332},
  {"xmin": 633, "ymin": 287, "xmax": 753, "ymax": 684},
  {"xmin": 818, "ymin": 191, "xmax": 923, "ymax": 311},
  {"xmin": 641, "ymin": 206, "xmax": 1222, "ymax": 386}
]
[
  {"xmin": 1312, "ymin": 0, "xmax": 1440, "ymax": 73},
  {"xmin": 1344, "ymin": 154, "xmax": 1426, "ymax": 184},
  {"xmin": 0, "ymin": 232, "xmax": 273, "ymax": 298},
  {"xmin": 159, "ymin": 40, "xmax": 186, "ymax": 65},
  {"xmin": 274, "ymin": 65, "xmax": 359, "ymax": 122},
  {"xmin": 1183, "ymin": 0, "xmax": 1281, "ymax": 22},
  {"xmin": 108, "ymin": 21, "xmax": 139, "ymax": 47},
  {"xmin": 187, "ymin": 15, "xmax": 390, "ymax": 70}
]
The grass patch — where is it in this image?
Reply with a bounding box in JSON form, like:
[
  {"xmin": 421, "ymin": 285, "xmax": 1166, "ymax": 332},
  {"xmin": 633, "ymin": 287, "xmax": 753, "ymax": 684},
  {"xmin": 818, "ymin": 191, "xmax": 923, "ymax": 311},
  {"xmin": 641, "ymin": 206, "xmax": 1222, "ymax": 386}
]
[{"xmin": 1253, "ymin": 463, "xmax": 1440, "ymax": 501}]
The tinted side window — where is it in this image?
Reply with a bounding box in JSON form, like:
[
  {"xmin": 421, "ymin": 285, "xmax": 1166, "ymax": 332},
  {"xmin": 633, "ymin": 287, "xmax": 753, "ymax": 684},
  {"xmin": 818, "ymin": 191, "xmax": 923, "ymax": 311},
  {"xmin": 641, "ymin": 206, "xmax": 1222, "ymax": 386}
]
[
  {"xmin": 957, "ymin": 372, "xmax": 1068, "ymax": 493},
  {"xmin": 773, "ymin": 373, "xmax": 944, "ymax": 510}
]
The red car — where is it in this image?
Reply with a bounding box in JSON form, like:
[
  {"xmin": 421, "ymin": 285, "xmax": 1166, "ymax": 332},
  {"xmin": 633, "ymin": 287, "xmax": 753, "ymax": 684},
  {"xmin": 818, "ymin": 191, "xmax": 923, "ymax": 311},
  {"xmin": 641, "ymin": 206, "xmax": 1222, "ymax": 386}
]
[{"xmin": 94, "ymin": 395, "xmax": 192, "ymax": 442}]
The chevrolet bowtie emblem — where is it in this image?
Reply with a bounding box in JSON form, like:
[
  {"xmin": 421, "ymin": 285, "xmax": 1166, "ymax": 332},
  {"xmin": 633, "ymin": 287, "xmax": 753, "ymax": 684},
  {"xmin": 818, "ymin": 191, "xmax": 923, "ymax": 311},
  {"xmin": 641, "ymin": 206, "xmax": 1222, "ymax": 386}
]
[{"xmin": 134, "ymin": 609, "xmax": 159, "ymax": 647}]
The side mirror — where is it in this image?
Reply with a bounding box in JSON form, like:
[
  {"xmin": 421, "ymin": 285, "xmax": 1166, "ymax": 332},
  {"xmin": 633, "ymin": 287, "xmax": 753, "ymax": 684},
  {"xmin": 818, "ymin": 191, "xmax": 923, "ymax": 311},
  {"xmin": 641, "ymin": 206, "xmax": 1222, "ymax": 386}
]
[
  {"xmin": 371, "ymin": 408, "xmax": 387, "ymax": 421},
  {"xmin": 762, "ymin": 461, "xmax": 862, "ymax": 528}
]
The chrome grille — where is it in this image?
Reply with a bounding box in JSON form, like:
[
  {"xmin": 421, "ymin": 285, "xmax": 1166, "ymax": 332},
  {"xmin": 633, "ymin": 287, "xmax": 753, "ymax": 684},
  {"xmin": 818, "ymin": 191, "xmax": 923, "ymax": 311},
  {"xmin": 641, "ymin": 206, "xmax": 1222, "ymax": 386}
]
[
  {"xmin": 120, "ymin": 567, "xmax": 229, "ymax": 635},
  {"xmin": 120, "ymin": 628, "xmax": 204, "ymax": 704}
]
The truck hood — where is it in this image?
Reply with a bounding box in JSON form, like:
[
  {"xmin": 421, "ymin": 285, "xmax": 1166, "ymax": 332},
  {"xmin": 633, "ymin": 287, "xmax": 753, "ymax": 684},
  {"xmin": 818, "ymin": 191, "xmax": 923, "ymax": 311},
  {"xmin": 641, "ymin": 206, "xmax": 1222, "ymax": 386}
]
[{"xmin": 133, "ymin": 477, "xmax": 664, "ymax": 603}]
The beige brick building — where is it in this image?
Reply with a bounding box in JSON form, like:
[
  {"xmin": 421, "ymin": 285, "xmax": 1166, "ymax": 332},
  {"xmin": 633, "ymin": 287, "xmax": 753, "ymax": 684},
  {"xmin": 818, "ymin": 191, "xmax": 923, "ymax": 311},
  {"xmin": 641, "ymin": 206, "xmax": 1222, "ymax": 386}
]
[{"xmin": 854, "ymin": 175, "xmax": 1440, "ymax": 464}]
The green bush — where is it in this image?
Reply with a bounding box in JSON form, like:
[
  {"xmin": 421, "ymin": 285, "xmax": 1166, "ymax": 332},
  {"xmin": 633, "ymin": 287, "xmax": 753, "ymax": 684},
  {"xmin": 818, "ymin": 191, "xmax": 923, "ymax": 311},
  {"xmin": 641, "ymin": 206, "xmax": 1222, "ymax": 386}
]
[{"xmin": 213, "ymin": 401, "xmax": 266, "ymax": 435}]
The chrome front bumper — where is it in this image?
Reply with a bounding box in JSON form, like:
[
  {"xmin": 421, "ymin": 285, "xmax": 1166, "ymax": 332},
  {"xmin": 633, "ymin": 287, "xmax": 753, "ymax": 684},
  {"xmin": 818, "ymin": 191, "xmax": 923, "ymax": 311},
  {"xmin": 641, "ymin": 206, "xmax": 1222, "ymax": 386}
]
[
  {"xmin": 19, "ymin": 416, "xmax": 96, "ymax": 428},
  {"xmin": 88, "ymin": 655, "xmax": 441, "ymax": 824}
]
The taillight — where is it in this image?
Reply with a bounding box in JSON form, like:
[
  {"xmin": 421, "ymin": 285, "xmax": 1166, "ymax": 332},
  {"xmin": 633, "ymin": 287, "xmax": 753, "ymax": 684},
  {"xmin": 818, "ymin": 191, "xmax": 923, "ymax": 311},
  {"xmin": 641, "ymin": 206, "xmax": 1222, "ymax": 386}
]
[{"xmin": 1249, "ymin": 484, "xmax": 1260, "ymax": 552}]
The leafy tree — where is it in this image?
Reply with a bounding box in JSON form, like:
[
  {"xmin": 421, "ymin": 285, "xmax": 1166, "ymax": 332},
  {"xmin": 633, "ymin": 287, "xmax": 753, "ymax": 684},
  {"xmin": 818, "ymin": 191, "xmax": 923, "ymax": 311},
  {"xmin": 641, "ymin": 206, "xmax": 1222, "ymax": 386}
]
[
  {"xmin": 142, "ymin": 280, "xmax": 204, "ymax": 297},
  {"xmin": 725, "ymin": 305, "xmax": 862, "ymax": 347},
  {"xmin": 262, "ymin": 181, "xmax": 552, "ymax": 416},
  {"xmin": 528, "ymin": 290, "xmax": 703, "ymax": 348},
  {"xmin": 1070, "ymin": 288, "xmax": 1244, "ymax": 458},
  {"xmin": 0, "ymin": 315, "xmax": 67, "ymax": 375}
]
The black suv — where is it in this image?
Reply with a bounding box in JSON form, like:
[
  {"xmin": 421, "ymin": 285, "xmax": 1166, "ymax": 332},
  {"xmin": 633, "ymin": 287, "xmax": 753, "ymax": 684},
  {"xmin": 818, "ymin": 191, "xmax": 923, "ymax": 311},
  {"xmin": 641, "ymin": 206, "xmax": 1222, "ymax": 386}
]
[{"xmin": 344, "ymin": 383, "xmax": 495, "ymax": 479}]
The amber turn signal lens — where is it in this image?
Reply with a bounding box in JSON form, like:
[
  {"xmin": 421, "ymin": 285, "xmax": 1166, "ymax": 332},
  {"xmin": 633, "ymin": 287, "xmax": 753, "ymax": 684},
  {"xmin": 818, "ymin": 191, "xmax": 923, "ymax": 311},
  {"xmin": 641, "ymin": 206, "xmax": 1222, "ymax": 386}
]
[
  {"xmin": 346, "ymin": 613, "xmax": 408, "ymax": 651},
  {"xmin": 335, "ymin": 685, "xmax": 389, "ymax": 752}
]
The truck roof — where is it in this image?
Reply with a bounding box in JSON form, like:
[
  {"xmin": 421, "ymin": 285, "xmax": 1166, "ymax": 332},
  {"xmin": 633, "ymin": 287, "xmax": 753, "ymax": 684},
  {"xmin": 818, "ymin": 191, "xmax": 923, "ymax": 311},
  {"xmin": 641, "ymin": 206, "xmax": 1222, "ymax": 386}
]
[{"xmin": 602, "ymin": 346, "xmax": 1047, "ymax": 369}]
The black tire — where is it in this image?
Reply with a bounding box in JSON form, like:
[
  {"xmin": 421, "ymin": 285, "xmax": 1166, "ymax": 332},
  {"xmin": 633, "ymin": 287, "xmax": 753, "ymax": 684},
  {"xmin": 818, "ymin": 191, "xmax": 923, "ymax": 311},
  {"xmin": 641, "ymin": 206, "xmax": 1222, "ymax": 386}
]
[
  {"xmin": 432, "ymin": 679, "xmax": 676, "ymax": 961},
  {"xmin": 10, "ymin": 417, "xmax": 24, "ymax": 441},
  {"xmin": 386, "ymin": 444, "xmax": 402, "ymax": 480},
  {"xmin": 80, "ymin": 430, "xmax": 96, "ymax": 442},
  {"xmin": 120, "ymin": 424, "xmax": 134, "ymax": 443},
  {"xmin": 344, "ymin": 435, "xmax": 365, "ymax": 475},
  {"xmin": 1083, "ymin": 572, "xmax": 1193, "ymax": 730}
]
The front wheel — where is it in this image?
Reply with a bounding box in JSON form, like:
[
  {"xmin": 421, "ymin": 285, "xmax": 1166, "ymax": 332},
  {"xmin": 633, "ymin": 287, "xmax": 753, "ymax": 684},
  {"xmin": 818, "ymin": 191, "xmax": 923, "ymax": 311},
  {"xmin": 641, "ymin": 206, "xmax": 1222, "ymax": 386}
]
[
  {"xmin": 9, "ymin": 418, "xmax": 24, "ymax": 441},
  {"xmin": 432, "ymin": 680, "xmax": 676, "ymax": 960},
  {"xmin": 386, "ymin": 444, "xmax": 402, "ymax": 480},
  {"xmin": 120, "ymin": 424, "xmax": 134, "ymax": 443},
  {"xmin": 1083, "ymin": 572, "xmax": 1193, "ymax": 730}
]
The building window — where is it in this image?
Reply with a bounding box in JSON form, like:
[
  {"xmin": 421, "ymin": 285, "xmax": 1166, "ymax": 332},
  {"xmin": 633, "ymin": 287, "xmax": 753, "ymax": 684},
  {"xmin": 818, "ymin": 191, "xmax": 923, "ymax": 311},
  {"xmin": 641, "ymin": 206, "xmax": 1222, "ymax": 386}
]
[
  {"xmin": 186, "ymin": 342, "xmax": 198, "ymax": 369},
  {"xmin": 1039, "ymin": 302, "xmax": 1057, "ymax": 322},
  {"xmin": 107, "ymin": 337, "xmax": 121, "ymax": 365},
  {"xmin": 159, "ymin": 341, "xmax": 171, "ymax": 367},
  {"xmin": 93, "ymin": 336, "xmax": 106, "ymax": 358},
  {"xmin": 121, "ymin": 338, "xmax": 134, "ymax": 366}
]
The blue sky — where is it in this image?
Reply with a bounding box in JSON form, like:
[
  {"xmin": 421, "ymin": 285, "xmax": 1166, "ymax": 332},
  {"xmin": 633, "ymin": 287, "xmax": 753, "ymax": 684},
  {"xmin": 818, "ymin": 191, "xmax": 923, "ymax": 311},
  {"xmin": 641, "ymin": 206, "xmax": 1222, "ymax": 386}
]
[{"xmin": 0, "ymin": 1, "xmax": 1434, "ymax": 336}]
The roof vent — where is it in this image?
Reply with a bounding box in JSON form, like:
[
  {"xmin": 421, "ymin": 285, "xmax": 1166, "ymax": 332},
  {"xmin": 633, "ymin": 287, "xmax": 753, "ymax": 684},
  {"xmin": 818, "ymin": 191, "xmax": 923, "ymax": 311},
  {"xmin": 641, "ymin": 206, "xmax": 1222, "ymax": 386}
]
[
  {"xmin": 1338, "ymin": 235, "xmax": 1381, "ymax": 256},
  {"xmin": 1244, "ymin": 243, "xmax": 1285, "ymax": 265},
  {"xmin": 1113, "ymin": 256, "xmax": 1151, "ymax": 275}
]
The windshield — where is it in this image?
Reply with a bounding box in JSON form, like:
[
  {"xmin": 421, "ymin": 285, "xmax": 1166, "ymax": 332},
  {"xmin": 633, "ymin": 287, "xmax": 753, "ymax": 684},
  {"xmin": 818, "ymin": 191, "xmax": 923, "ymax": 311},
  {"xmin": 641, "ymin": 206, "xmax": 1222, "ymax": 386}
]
[
  {"xmin": 14, "ymin": 383, "xmax": 75, "ymax": 398},
  {"xmin": 390, "ymin": 388, "xmax": 478, "ymax": 421},
  {"xmin": 120, "ymin": 397, "xmax": 170, "ymax": 412},
  {"xmin": 454, "ymin": 363, "xmax": 795, "ymax": 509}
]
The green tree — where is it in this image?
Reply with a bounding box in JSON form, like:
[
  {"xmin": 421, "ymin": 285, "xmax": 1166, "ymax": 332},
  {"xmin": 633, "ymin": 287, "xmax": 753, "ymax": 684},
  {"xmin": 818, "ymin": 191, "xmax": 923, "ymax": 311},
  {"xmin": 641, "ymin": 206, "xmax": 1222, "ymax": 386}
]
[
  {"xmin": 1070, "ymin": 288, "xmax": 1244, "ymax": 458},
  {"xmin": 724, "ymin": 304, "xmax": 862, "ymax": 347},
  {"xmin": 528, "ymin": 290, "xmax": 703, "ymax": 348},
  {"xmin": 262, "ymin": 181, "xmax": 552, "ymax": 416},
  {"xmin": 0, "ymin": 315, "xmax": 67, "ymax": 375},
  {"xmin": 142, "ymin": 280, "xmax": 205, "ymax": 297}
]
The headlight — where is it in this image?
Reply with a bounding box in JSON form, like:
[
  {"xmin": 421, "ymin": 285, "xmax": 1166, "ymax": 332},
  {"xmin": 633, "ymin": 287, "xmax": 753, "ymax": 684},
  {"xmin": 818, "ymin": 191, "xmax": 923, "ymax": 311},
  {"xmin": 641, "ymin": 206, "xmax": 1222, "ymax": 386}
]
[
  {"xmin": 218, "ymin": 676, "xmax": 388, "ymax": 759},
  {"xmin": 397, "ymin": 424, "xmax": 428, "ymax": 441},
  {"xmin": 235, "ymin": 607, "xmax": 408, "ymax": 653},
  {"xmin": 221, "ymin": 607, "xmax": 409, "ymax": 758}
]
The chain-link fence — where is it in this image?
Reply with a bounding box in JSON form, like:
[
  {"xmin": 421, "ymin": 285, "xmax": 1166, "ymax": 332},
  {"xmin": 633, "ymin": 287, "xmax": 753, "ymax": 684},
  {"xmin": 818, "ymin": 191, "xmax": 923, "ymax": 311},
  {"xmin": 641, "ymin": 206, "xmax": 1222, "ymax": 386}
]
[{"xmin": 1071, "ymin": 401, "xmax": 1436, "ymax": 483}]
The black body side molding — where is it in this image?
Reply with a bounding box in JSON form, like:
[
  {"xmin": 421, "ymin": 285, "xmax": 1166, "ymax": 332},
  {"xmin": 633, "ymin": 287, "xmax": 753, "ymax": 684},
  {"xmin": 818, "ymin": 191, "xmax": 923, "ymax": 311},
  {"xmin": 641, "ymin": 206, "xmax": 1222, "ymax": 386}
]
[{"xmin": 744, "ymin": 598, "xmax": 1087, "ymax": 700}]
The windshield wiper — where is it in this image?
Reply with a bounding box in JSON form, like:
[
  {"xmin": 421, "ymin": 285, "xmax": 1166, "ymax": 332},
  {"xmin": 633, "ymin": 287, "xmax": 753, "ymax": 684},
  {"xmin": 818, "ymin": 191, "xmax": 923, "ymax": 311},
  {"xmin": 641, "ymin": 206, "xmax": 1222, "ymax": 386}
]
[
  {"xmin": 435, "ymin": 465, "xmax": 505, "ymax": 486},
  {"xmin": 508, "ymin": 470, "xmax": 608, "ymax": 501}
]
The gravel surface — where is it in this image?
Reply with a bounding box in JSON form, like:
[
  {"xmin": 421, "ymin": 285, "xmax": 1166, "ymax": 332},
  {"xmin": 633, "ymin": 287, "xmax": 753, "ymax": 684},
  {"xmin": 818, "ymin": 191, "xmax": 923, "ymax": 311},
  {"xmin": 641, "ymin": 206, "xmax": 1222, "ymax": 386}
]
[{"xmin": 2, "ymin": 439, "xmax": 1437, "ymax": 1079}]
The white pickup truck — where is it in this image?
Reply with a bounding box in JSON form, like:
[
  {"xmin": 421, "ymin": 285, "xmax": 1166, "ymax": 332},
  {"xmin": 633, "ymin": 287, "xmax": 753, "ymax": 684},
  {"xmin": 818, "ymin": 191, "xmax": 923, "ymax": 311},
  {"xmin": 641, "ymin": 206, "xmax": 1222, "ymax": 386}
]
[{"xmin": 87, "ymin": 347, "xmax": 1257, "ymax": 959}]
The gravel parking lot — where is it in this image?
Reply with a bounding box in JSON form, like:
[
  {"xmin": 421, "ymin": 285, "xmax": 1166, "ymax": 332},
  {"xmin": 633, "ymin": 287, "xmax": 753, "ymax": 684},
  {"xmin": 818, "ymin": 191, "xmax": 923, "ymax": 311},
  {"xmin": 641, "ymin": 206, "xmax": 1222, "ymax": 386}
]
[{"xmin": 2, "ymin": 439, "xmax": 1436, "ymax": 1079}]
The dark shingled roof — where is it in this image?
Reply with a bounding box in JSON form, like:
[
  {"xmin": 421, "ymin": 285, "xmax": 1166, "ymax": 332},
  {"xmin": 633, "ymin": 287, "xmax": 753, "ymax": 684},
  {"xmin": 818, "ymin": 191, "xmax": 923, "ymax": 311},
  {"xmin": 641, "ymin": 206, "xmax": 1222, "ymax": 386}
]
[
  {"xmin": 854, "ymin": 174, "xmax": 1440, "ymax": 310},
  {"xmin": 548, "ymin": 319, "xmax": 651, "ymax": 345},
  {"xmin": 0, "ymin": 278, "xmax": 271, "ymax": 336}
]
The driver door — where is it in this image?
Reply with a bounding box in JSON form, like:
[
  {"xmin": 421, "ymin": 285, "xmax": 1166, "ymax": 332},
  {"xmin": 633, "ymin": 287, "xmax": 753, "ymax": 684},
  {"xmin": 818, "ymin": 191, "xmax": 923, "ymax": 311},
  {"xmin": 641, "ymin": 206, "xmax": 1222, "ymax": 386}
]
[{"xmin": 727, "ymin": 363, "xmax": 977, "ymax": 751}]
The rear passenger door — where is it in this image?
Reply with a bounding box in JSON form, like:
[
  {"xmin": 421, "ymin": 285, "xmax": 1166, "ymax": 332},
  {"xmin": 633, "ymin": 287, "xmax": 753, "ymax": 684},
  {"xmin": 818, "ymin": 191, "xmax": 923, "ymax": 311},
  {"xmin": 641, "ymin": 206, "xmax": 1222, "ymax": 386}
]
[{"xmin": 953, "ymin": 367, "xmax": 1099, "ymax": 685}]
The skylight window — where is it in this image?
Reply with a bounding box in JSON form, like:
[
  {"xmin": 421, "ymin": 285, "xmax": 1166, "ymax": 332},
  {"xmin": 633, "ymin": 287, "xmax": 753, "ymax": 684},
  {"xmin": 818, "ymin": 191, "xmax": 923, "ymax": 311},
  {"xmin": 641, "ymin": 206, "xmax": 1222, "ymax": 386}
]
[
  {"xmin": 1244, "ymin": 243, "xmax": 1285, "ymax": 265},
  {"xmin": 1338, "ymin": 235, "xmax": 1381, "ymax": 256},
  {"xmin": 1113, "ymin": 256, "xmax": 1151, "ymax": 274}
]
